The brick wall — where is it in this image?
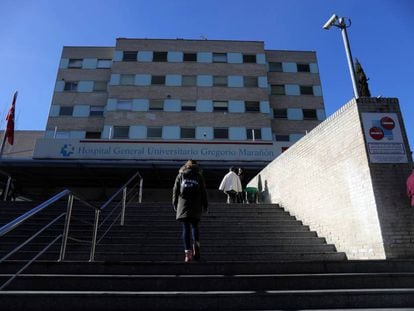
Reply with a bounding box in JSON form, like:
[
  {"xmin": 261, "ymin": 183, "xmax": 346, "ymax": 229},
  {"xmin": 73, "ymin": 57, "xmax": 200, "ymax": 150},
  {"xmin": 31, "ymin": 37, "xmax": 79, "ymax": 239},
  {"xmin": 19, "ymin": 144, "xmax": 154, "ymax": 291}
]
[{"xmin": 248, "ymin": 97, "xmax": 414, "ymax": 259}]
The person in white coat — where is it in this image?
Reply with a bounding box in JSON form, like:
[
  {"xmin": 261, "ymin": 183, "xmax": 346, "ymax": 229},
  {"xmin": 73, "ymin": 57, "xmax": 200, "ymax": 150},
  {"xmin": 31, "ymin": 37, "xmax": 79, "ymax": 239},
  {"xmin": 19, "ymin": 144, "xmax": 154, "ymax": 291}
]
[{"xmin": 219, "ymin": 167, "xmax": 242, "ymax": 204}]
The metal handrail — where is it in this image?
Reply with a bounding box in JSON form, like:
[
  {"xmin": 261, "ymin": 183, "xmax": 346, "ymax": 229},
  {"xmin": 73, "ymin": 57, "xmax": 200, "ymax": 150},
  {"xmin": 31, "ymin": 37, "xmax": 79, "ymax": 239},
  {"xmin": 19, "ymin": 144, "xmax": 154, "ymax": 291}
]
[
  {"xmin": 89, "ymin": 170, "xmax": 143, "ymax": 262},
  {"xmin": 0, "ymin": 169, "xmax": 12, "ymax": 202},
  {"xmin": 0, "ymin": 189, "xmax": 98, "ymax": 261},
  {"xmin": 0, "ymin": 170, "xmax": 143, "ymax": 266},
  {"xmin": 0, "ymin": 190, "xmax": 71, "ymax": 237},
  {"xmin": 0, "ymin": 189, "xmax": 97, "ymax": 291}
]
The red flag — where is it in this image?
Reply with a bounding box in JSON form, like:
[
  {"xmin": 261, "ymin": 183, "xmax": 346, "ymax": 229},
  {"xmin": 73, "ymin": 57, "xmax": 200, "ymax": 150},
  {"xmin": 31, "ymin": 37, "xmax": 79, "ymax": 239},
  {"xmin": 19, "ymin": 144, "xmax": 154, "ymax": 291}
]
[{"xmin": 5, "ymin": 92, "xmax": 17, "ymax": 145}]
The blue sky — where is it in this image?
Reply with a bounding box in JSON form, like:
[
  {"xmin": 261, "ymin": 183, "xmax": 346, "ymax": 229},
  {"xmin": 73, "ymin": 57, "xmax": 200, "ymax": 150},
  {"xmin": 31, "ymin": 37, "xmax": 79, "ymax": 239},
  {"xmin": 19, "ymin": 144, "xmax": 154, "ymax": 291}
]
[{"xmin": 0, "ymin": 0, "xmax": 413, "ymax": 152}]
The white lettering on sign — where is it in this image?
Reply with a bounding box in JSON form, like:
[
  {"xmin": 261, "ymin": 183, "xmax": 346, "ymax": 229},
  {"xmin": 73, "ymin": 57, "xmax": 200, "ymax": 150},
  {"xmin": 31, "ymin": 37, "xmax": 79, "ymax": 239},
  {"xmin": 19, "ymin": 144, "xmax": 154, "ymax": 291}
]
[
  {"xmin": 33, "ymin": 139, "xmax": 278, "ymax": 162},
  {"xmin": 361, "ymin": 112, "xmax": 408, "ymax": 163}
]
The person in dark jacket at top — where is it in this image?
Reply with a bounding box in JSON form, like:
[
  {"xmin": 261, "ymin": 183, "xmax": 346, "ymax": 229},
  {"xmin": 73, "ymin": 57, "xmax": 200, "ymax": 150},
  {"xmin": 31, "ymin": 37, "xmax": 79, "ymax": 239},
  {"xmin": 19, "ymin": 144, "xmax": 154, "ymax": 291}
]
[{"xmin": 173, "ymin": 160, "xmax": 208, "ymax": 262}]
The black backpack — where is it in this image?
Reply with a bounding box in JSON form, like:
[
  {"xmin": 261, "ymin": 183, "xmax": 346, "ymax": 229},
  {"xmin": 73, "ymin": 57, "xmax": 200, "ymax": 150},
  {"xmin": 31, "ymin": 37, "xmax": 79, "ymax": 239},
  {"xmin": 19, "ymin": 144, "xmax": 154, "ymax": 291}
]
[{"xmin": 180, "ymin": 172, "xmax": 200, "ymax": 200}]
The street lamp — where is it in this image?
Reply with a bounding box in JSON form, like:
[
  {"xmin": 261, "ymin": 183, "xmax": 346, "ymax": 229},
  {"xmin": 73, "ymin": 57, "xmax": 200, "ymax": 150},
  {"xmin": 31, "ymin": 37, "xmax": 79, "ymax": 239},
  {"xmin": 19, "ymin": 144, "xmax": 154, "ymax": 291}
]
[{"xmin": 323, "ymin": 14, "xmax": 359, "ymax": 99}]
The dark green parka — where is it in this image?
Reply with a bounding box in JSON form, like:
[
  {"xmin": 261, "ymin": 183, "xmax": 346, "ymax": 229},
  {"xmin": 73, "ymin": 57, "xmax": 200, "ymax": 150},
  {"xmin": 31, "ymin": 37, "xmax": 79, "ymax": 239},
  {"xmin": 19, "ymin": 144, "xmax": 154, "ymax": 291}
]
[{"xmin": 172, "ymin": 164, "xmax": 208, "ymax": 221}]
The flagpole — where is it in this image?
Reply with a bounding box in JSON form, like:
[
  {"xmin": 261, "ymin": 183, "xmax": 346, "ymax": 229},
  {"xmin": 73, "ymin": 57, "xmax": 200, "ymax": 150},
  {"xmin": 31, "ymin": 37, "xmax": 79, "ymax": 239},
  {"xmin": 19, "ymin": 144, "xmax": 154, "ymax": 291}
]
[{"xmin": 0, "ymin": 132, "xmax": 7, "ymax": 159}]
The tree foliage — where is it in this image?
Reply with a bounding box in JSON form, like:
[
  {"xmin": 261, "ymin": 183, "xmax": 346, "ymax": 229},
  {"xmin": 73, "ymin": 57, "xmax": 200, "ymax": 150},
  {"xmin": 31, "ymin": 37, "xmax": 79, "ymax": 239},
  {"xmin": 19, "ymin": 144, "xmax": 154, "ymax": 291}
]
[{"xmin": 355, "ymin": 58, "xmax": 371, "ymax": 97}]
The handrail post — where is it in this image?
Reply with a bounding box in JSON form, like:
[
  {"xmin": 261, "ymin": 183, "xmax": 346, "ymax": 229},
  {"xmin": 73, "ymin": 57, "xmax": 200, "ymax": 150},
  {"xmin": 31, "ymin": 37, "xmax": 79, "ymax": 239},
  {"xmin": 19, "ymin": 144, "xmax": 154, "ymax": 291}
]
[
  {"xmin": 139, "ymin": 178, "xmax": 143, "ymax": 203},
  {"xmin": 3, "ymin": 176, "xmax": 11, "ymax": 202},
  {"xmin": 59, "ymin": 194, "xmax": 74, "ymax": 261},
  {"xmin": 120, "ymin": 187, "xmax": 127, "ymax": 226},
  {"xmin": 89, "ymin": 209, "xmax": 101, "ymax": 262}
]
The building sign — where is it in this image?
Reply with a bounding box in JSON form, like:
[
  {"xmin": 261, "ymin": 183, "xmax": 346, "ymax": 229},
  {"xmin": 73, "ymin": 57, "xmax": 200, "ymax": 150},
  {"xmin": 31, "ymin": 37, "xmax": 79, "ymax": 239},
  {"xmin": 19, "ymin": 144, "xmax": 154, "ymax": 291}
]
[
  {"xmin": 361, "ymin": 113, "xmax": 408, "ymax": 163},
  {"xmin": 33, "ymin": 139, "xmax": 278, "ymax": 162}
]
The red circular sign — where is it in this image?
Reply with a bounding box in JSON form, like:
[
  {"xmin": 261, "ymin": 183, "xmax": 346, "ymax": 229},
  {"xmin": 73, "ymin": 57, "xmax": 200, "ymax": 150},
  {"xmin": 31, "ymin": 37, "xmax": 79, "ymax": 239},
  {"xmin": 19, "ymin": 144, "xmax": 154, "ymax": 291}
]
[
  {"xmin": 380, "ymin": 116, "xmax": 395, "ymax": 130},
  {"xmin": 369, "ymin": 127, "xmax": 384, "ymax": 140}
]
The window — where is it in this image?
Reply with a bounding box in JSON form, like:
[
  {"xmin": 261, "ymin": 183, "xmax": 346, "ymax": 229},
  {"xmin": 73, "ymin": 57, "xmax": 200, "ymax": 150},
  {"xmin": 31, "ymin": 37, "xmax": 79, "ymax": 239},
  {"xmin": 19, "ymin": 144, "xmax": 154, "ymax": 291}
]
[
  {"xmin": 214, "ymin": 128, "xmax": 228, "ymax": 139},
  {"xmin": 275, "ymin": 134, "xmax": 290, "ymax": 141},
  {"xmin": 123, "ymin": 51, "xmax": 137, "ymax": 61},
  {"xmin": 181, "ymin": 100, "xmax": 196, "ymax": 111},
  {"xmin": 243, "ymin": 54, "xmax": 256, "ymax": 63},
  {"xmin": 120, "ymin": 74, "xmax": 135, "ymax": 85},
  {"xmin": 93, "ymin": 81, "xmax": 107, "ymax": 92},
  {"xmin": 245, "ymin": 101, "xmax": 260, "ymax": 112},
  {"xmin": 90, "ymin": 106, "xmax": 104, "ymax": 116},
  {"xmin": 153, "ymin": 51, "xmax": 168, "ymax": 62},
  {"xmin": 269, "ymin": 62, "xmax": 282, "ymax": 72},
  {"xmin": 149, "ymin": 100, "xmax": 164, "ymax": 111},
  {"xmin": 147, "ymin": 127, "xmax": 162, "ymax": 138},
  {"xmin": 55, "ymin": 132, "xmax": 70, "ymax": 139},
  {"xmin": 213, "ymin": 101, "xmax": 228, "ymax": 112},
  {"xmin": 271, "ymin": 84, "xmax": 285, "ymax": 95},
  {"xmin": 247, "ymin": 128, "xmax": 262, "ymax": 140},
  {"xmin": 300, "ymin": 85, "xmax": 314, "ymax": 95},
  {"xmin": 213, "ymin": 76, "xmax": 227, "ymax": 87},
  {"xmin": 297, "ymin": 63, "xmax": 311, "ymax": 72},
  {"xmin": 59, "ymin": 106, "xmax": 73, "ymax": 116},
  {"xmin": 97, "ymin": 59, "xmax": 112, "ymax": 68},
  {"xmin": 181, "ymin": 127, "xmax": 196, "ymax": 139},
  {"xmin": 151, "ymin": 75, "xmax": 165, "ymax": 85},
  {"xmin": 113, "ymin": 126, "xmax": 129, "ymax": 139},
  {"xmin": 85, "ymin": 131, "xmax": 101, "ymax": 139},
  {"xmin": 244, "ymin": 76, "xmax": 258, "ymax": 87},
  {"xmin": 182, "ymin": 75, "xmax": 197, "ymax": 86},
  {"xmin": 117, "ymin": 100, "xmax": 132, "ymax": 111},
  {"xmin": 213, "ymin": 53, "xmax": 227, "ymax": 63},
  {"xmin": 273, "ymin": 109, "xmax": 287, "ymax": 119},
  {"xmin": 183, "ymin": 53, "xmax": 197, "ymax": 62},
  {"xmin": 68, "ymin": 59, "xmax": 82, "ymax": 68},
  {"xmin": 303, "ymin": 109, "xmax": 317, "ymax": 120},
  {"xmin": 64, "ymin": 82, "xmax": 78, "ymax": 91}
]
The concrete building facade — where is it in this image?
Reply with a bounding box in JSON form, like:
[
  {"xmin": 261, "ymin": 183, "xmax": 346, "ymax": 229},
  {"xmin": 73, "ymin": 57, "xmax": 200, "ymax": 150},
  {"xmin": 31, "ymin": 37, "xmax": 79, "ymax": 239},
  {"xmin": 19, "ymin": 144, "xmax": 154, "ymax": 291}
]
[
  {"xmin": 34, "ymin": 38, "xmax": 325, "ymax": 162},
  {"xmin": 248, "ymin": 97, "xmax": 413, "ymax": 259}
]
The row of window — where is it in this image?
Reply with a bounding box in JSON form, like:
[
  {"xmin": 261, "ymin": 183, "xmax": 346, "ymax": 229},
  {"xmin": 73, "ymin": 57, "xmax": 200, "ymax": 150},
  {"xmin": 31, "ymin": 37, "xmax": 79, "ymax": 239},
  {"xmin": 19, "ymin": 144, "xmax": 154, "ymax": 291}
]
[
  {"xmin": 273, "ymin": 108, "xmax": 323, "ymax": 121},
  {"xmin": 51, "ymin": 104, "xmax": 324, "ymax": 122},
  {"xmin": 117, "ymin": 51, "xmax": 263, "ymax": 64},
  {"xmin": 57, "ymin": 79, "xmax": 322, "ymax": 98},
  {"xmin": 49, "ymin": 126, "xmax": 271, "ymax": 141},
  {"xmin": 109, "ymin": 99, "xmax": 265, "ymax": 113},
  {"xmin": 271, "ymin": 84, "xmax": 322, "ymax": 96},
  {"xmin": 61, "ymin": 57, "xmax": 317, "ymax": 74},
  {"xmin": 51, "ymin": 100, "xmax": 268, "ymax": 117},
  {"xmin": 110, "ymin": 126, "xmax": 264, "ymax": 140},
  {"xmin": 110, "ymin": 74, "xmax": 267, "ymax": 88},
  {"xmin": 63, "ymin": 81, "xmax": 107, "ymax": 92},
  {"xmin": 49, "ymin": 126, "xmax": 304, "ymax": 143},
  {"xmin": 268, "ymin": 62, "xmax": 317, "ymax": 73},
  {"xmin": 67, "ymin": 58, "xmax": 112, "ymax": 69}
]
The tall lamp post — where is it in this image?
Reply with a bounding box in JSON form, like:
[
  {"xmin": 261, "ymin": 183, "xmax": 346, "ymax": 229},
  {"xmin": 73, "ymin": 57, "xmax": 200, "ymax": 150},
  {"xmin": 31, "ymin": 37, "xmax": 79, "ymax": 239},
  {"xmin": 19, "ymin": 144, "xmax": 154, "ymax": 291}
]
[{"xmin": 323, "ymin": 14, "xmax": 359, "ymax": 99}]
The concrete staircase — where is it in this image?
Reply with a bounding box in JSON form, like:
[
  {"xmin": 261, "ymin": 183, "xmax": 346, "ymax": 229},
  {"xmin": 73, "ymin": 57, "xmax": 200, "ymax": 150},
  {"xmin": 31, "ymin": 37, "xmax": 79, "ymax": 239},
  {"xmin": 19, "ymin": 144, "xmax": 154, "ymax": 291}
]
[{"xmin": 1, "ymin": 201, "xmax": 414, "ymax": 309}]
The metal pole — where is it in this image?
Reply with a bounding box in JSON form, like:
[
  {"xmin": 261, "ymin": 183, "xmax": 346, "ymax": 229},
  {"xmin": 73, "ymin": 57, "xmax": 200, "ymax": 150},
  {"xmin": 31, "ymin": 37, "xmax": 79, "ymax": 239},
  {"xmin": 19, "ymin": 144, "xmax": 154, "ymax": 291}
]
[
  {"xmin": 339, "ymin": 18, "xmax": 359, "ymax": 99},
  {"xmin": 139, "ymin": 179, "xmax": 143, "ymax": 203},
  {"xmin": 89, "ymin": 209, "xmax": 101, "ymax": 262},
  {"xmin": 59, "ymin": 194, "xmax": 74, "ymax": 261},
  {"xmin": 120, "ymin": 187, "xmax": 127, "ymax": 226},
  {"xmin": 3, "ymin": 176, "xmax": 11, "ymax": 202}
]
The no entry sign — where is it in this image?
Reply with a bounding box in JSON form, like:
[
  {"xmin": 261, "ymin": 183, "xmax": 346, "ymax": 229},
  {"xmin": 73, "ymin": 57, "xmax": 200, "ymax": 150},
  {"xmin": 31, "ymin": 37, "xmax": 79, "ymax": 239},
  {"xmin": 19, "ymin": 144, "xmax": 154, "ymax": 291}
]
[
  {"xmin": 369, "ymin": 127, "xmax": 384, "ymax": 140},
  {"xmin": 380, "ymin": 116, "xmax": 395, "ymax": 130}
]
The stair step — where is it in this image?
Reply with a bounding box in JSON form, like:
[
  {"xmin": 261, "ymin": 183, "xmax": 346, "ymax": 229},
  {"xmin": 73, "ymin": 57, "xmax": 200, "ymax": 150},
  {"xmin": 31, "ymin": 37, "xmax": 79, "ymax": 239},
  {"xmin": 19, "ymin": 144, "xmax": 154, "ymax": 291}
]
[
  {"xmin": 1, "ymin": 288, "xmax": 413, "ymax": 310},
  {"xmin": 2, "ymin": 272, "xmax": 414, "ymax": 291}
]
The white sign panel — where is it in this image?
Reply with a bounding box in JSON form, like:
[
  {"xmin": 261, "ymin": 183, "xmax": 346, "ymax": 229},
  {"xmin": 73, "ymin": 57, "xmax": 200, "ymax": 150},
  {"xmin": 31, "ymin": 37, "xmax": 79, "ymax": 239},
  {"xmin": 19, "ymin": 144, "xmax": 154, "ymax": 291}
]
[
  {"xmin": 361, "ymin": 112, "xmax": 408, "ymax": 163},
  {"xmin": 33, "ymin": 139, "xmax": 278, "ymax": 162}
]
